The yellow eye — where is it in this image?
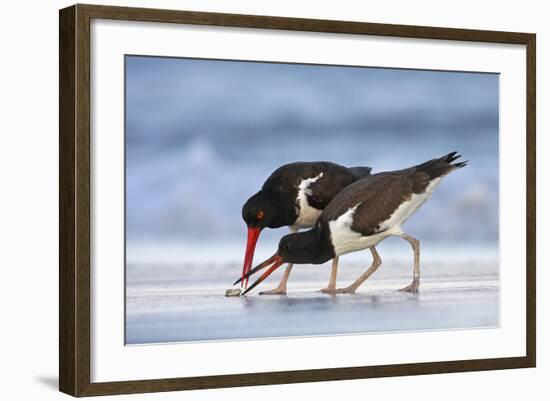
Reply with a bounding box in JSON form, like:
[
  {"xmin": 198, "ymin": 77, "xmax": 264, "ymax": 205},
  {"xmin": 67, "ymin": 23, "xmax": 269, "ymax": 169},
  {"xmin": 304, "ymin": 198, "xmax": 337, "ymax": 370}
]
[{"xmin": 256, "ymin": 210, "xmax": 264, "ymax": 220}]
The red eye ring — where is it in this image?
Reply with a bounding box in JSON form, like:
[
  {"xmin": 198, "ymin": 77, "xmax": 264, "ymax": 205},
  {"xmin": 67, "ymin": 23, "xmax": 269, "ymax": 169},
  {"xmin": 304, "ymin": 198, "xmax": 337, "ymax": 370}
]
[{"xmin": 257, "ymin": 210, "xmax": 264, "ymax": 220}]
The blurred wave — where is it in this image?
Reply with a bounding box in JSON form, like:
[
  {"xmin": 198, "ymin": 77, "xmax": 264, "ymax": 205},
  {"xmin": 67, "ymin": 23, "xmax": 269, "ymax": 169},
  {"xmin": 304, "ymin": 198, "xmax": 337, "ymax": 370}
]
[{"xmin": 125, "ymin": 56, "xmax": 499, "ymax": 248}]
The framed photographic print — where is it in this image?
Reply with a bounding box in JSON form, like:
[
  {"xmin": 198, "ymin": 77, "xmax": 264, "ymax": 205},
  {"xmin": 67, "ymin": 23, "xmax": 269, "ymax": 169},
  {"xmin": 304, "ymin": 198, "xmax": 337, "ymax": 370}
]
[{"xmin": 59, "ymin": 4, "xmax": 536, "ymax": 397}]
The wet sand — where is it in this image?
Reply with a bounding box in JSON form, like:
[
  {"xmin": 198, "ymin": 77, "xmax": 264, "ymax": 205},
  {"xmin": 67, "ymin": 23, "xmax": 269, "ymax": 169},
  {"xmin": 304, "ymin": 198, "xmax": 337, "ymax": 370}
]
[{"xmin": 126, "ymin": 259, "xmax": 499, "ymax": 344}]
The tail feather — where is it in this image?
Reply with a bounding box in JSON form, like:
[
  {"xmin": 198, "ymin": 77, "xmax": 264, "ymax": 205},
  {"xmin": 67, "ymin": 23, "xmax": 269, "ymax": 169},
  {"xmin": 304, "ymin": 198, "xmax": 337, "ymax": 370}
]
[
  {"xmin": 444, "ymin": 151, "xmax": 461, "ymax": 164},
  {"xmin": 415, "ymin": 151, "xmax": 468, "ymax": 179},
  {"xmin": 453, "ymin": 160, "xmax": 468, "ymax": 168},
  {"xmin": 349, "ymin": 166, "xmax": 373, "ymax": 178}
]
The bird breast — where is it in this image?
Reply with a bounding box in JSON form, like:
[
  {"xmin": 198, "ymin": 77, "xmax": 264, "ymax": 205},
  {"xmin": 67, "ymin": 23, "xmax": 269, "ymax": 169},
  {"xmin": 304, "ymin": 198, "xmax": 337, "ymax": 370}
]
[{"xmin": 292, "ymin": 173, "xmax": 324, "ymax": 229}]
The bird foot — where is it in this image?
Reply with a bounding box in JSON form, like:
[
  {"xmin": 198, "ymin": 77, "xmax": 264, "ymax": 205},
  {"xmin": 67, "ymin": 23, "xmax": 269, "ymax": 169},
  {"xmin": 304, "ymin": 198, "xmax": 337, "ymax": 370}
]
[
  {"xmin": 399, "ymin": 278, "xmax": 420, "ymax": 293},
  {"xmin": 319, "ymin": 287, "xmax": 337, "ymax": 294},
  {"xmin": 259, "ymin": 287, "xmax": 287, "ymax": 295},
  {"xmin": 335, "ymin": 287, "xmax": 357, "ymax": 294}
]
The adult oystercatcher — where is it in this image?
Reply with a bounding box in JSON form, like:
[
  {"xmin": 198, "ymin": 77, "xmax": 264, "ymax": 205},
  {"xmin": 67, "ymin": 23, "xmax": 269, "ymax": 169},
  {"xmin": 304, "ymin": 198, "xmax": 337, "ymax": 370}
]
[
  {"xmin": 238, "ymin": 152, "xmax": 467, "ymax": 295},
  {"xmin": 240, "ymin": 161, "xmax": 372, "ymax": 294}
]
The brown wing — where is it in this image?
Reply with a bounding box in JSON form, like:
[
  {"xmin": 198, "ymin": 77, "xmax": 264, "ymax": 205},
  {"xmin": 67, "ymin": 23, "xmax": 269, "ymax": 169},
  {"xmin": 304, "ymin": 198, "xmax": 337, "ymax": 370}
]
[
  {"xmin": 351, "ymin": 175, "xmax": 414, "ymax": 236},
  {"xmin": 319, "ymin": 152, "xmax": 467, "ymax": 237},
  {"xmin": 320, "ymin": 173, "xmax": 422, "ymax": 236},
  {"xmin": 306, "ymin": 164, "xmax": 359, "ymax": 209}
]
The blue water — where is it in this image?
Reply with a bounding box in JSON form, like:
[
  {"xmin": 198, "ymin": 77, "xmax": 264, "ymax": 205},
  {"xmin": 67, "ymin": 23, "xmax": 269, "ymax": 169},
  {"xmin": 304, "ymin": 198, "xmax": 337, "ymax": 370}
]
[{"xmin": 125, "ymin": 56, "xmax": 499, "ymax": 249}]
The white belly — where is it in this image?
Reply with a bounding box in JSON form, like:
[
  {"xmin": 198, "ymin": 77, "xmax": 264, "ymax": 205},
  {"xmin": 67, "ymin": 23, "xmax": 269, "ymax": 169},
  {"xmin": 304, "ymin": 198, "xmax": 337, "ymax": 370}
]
[{"xmin": 329, "ymin": 178, "xmax": 443, "ymax": 256}]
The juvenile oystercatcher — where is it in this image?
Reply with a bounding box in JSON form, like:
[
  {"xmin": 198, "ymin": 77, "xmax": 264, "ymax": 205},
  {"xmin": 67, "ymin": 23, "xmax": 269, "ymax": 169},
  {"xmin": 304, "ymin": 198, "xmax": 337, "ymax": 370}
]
[
  {"xmin": 238, "ymin": 152, "xmax": 467, "ymax": 295},
  {"xmin": 240, "ymin": 161, "xmax": 372, "ymax": 294}
]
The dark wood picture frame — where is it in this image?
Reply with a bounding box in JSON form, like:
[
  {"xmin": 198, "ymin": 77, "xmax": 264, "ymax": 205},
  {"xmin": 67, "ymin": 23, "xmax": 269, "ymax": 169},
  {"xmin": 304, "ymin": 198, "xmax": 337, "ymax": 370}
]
[{"xmin": 59, "ymin": 3, "xmax": 536, "ymax": 397}]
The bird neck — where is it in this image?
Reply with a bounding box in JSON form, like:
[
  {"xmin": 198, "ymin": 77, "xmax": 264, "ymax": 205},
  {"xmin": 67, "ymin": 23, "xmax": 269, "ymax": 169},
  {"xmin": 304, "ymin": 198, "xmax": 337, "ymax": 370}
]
[{"xmin": 292, "ymin": 225, "xmax": 334, "ymax": 265}]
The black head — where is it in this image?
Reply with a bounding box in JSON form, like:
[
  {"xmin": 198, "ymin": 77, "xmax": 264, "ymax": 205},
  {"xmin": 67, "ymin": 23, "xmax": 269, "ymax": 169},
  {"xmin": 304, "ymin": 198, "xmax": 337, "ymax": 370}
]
[
  {"xmin": 236, "ymin": 226, "xmax": 334, "ymax": 295},
  {"xmin": 277, "ymin": 229, "xmax": 333, "ymax": 265},
  {"xmin": 242, "ymin": 190, "xmax": 295, "ymax": 230},
  {"xmin": 240, "ymin": 189, "xmax": 296, "ymax": 290}
]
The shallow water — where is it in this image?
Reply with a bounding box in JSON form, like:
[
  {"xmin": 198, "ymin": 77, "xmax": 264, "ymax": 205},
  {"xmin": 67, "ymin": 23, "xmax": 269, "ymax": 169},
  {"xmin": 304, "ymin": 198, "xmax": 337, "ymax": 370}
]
[{"xmin": 126, "ymin": 260, "xmax": 499, "ymax": 344}]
